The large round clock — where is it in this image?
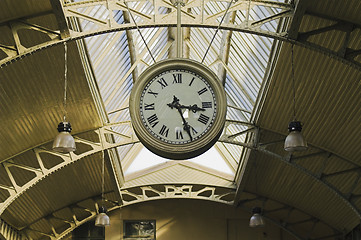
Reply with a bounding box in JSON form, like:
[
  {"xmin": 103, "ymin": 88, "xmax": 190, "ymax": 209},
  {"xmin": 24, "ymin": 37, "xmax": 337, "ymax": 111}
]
[{"xmin": 129, "ymin": 59, "xmax": 227, "ymax": 160}]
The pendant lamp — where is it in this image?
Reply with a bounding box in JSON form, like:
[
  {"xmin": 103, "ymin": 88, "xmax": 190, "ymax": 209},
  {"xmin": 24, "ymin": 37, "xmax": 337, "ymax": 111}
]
[
  {"xmin": 284, "ymin": 121, "xmax": 307, "ymax": 151},
  {"xmin": 95, "ymin": 206, "xmax": 110, "ymax": 227},
  {"xmin": 249, "ymin": 207, "xmax": 265, "ymax": 228},
  {"xmin": 53, "ymin": 42, "xmax": 76, "ymax": 153},
  {"xmin": 284, "ymin": 44, "xmax": 307, "ymax": 152},
  {"xmin": 52, "ymin": 121, "xmax": 76, "ymax": 153}
]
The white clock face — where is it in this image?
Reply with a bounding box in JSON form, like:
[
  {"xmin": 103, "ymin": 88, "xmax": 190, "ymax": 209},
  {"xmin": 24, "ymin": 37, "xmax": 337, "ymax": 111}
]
[{"xmin": 139, "ymin": 69, "xmax": 217, "ymax": 144}]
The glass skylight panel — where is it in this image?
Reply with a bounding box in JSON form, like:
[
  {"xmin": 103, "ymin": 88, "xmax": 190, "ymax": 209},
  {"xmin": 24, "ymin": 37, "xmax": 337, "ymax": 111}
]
[
  {"xmin": 75, "ymin": 0, "xmax": 286, "ymax": 185},
  {"xmin": 125, "ymin": 147, "xmax": 169, "ymax": 175},
  {"xmin": 126, "ymin": 146, "xmax": 234, "ymax": 175},
  {"xmin": 188, "ymin": 147, "xmax": 234, "ymax": 174}
]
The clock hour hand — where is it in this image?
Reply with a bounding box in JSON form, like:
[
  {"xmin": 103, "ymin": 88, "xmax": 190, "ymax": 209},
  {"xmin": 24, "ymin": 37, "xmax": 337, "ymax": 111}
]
[
  {"xmin": 167, "ymin": 95, "xmax": 180, "ymax": 109},
  {"xmin": 179, "ymin": 104, "xmax": 205, "ymax": 113}
]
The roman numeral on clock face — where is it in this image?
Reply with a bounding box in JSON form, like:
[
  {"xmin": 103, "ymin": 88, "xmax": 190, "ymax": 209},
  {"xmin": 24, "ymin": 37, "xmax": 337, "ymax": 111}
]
[
  {"xmin": 147, "ymin": 114, "xmax": 159, "ymax": 128},
  {"xmin": 157, "ymin": 78, "xmax": 168, "ymax": 88},
  {"xmin": 198, "ymin": 87, "xmax": 207, "ymax": 95},
  {"xmin": 189, "ymin": 77, "xmax": 195, "ymax": 86},
  {"xmin": 172, "ymin": 73, "xmax": 182, "ymax": 84},
  {"xmin": 144, "ymin": 103, "xmax": 155, "ymax": 110},
  {"xmin": 202, "ymin": 102, "xmax": 212, "ymax": 108},
  {"xmin": 176, "ymin": 129, "xmax": 184, "ymax": 139},
  {"xmin": 159, "ymin": 125, "xmax": 169, "ymax": 137},
  {"xmin": 148, "ymin": 89, "xmax": 158, "ymax": 98},
  {"xmin": 198, "ymin": 114, "xmax": 209, "ymax": 125}
]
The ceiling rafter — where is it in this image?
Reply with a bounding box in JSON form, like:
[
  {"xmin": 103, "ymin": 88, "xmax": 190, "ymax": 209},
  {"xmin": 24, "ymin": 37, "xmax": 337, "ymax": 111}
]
[
  {"xmin": 1, "ymin": 119, "xmax": 360, "ymax": 237},
  {"xmin": 236, "ymin": 190, "xmax": 343, "ymax": 240},
  {"xmin": 219, "ymin": 126, "xmax": 361, "ymax": 221},
  {"xmin": 0, "ymin": 0, "xmax": 293, "ymax": 67},
  {"xmin": 0, "ymin": 123, "xmax": 137, "ymax": 216},
  {"xmin": 18, "ymin": 191, "xmax": 117, "ymax": 240},
  {"xmin": 2, "ymin": 184, "xmax": 344, "ymax": 240},
  {"xmin": 1, "ymin": 0, "xmax": 359, "ymax": 71},
  {"xmin": 123, "ymin": 12, "xmax": 139, "ymax": 81},
  {"xmin": 217, "ymin": 10, "xmax": 236, "ymax": 86}
]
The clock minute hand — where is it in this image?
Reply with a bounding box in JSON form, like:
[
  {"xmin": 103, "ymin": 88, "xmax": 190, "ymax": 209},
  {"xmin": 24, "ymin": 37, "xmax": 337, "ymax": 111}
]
[
  {"xmin": 167, "ymin": 96, "xmax": 193, "ymax": 141},
  {"xmin": 177, "ymin": 107, "xmax": 193, "ymax": 141}
]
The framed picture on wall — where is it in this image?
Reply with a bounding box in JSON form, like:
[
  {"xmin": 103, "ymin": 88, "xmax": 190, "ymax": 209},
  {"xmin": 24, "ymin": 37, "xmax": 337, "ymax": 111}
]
[{"xmin": 123, "ymin": 220, "xmax": 156, "ymax": 239}]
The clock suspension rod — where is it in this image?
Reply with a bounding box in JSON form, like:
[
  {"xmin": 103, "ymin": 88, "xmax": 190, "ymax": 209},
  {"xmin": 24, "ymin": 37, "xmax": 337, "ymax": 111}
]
[
  {"xmin": 175, "ymin": 0, "xmax": 185, "ymax": 58},
  {"xmin": 201, "ymin": 0, "xmax": 235, "ymax": 64}
]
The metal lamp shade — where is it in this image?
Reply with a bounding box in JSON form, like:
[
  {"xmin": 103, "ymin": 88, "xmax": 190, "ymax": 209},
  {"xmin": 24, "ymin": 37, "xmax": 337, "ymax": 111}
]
[
  {"xmin": 95, "ymin": 213, "xmax": 110, "ymax": 227},
  {"xmin": 249, "ymin": 213, "xmax": 265, "ymax": 227},
  {"xmin": 284, "ymin": 131, "xmax": 307, "ymax": 152},
  {"xmin": 284, "ymin": 121, "xmax": 307, "ymax": 152},
  {"xmin": 52, "ymin": 131, "xmax": 76, "ymax": 153},
  {"xmin": 52, "ymin": 122, "xmax": 76, "ymax": 153}
]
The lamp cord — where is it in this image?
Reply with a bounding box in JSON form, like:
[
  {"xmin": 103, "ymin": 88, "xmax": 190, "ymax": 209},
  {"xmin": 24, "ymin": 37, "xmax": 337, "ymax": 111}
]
[
  {"xmin": 124, "ymin": 1, "xmax": 156, "ymax": 63},
  {"xmin": 63, "ymin": 42, "xmax": 68, "ymax": 122},
  {"xmin": 101, "ymin": 151, "xmax": 105, "ymax": 205},
  {"xmin": 202, "ymin": 0, "xmax": 234, "ymax": 64},
  {"xmin": 291, "ymin": 44, "xmax": 296, "ymax": 120}
]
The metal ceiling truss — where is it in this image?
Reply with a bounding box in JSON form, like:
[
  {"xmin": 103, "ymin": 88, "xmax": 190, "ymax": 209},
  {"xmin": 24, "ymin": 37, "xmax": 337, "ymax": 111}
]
[
  {"xmin": 1, "ymin": 185, "xmax": 343, "ymax": 240},
  {"xmin": 1, "ymin": 118, "xmax": 361, "ymax": 234},
  {"xmin": 0, "ymin": 121, "xmax": 136, "ymax": 216},
  {"xmin": 3, "ymin": 184, "xmax": 235, "ymax": 240},
  {"xmin": 0, "ymin": 0, "xmax": 336, "ymax": 67},
  {"xmin": 292, "ymin": 10, "xmax": 361, "ymax": 69},
  {"xmin": 9, "ymin": 191, "xmax": 118, "ymax": 240},
  {"xmin": 238, "ymin": 191, "xmax": 343, "ymax": 240},
  {"xmin": 218, "ymin": 122, "xmax": 361, "ymax": 221},
  {"xmin": 0, "ymin": 0, "xmax": 359, "ymax": 69},
  {"xmin": 120, "ymin": 184, "xmax": 235, "ymax": 205}
]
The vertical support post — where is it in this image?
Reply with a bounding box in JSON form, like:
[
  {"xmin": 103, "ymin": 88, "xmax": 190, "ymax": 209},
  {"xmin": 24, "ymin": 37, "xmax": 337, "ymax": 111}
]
[{"xmin": 175, "ymin": 1, "xmax": 184, "ymax": 58}]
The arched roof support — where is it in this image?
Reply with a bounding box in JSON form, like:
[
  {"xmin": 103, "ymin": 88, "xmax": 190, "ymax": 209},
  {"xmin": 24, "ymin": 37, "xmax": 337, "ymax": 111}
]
[
  {"xmin": 14, "ymin": 186, "xmax": 342, "ymax": 240},
  {"xmin": 2, "ymin": 119, "xmax": 361, "ymax": 228},
  {"xmin": 0, "ymin": 121, "xmax": 137, "ymax": 216},
  {"xmin": 1, "ymin": 0, "xmax": 360, "ymax": 70},
  {"xmin": 218, "ymin": 123, "xmax": 361, "ymax": 220}
]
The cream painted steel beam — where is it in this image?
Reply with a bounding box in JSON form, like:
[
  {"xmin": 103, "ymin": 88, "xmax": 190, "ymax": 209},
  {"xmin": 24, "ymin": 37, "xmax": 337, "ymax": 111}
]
[
  {"xmin": 121, "ymin": 184, "xmax": 235, "ymax": 205},
  {"xmin": 287, "ymin": 0, "xmax": 311, "ymax": 40},
  {"xmin": 19, "ymin": 185, "xmax": 342, "ymax": 240},
  {"xmin": 2, "ymin": 118, "xmax": 361, "ymax": 223},
  {"xmin": 238, "ymin": 191, "xmax": 343, "ymax": 240},
  {"xmin": 0, "ymin": 121, "xmax": 138, "ymax": 216},
  {"xmin": 50, "ymin": 0, "xmax": 70, "ymax": 39},
  {"xmin": 218, "ymin": 124, "xmax": 361, "ymax": 220},
  {"xmin": 217, "ymin": 11, "xmax": 236, "ymax": 86},
  {"xmin": 123, "ymin": 12, "xmax": 139, "ymax": 81},
  {"xmin": 19, "ymin": 184, "xmax": 235, "ymax": 240},
  {"xmin": 0, "ymin": 0, "xmax": 293, "ymax": 66},
  {"xmin": 1, "ymin": 0, "xmax": 360, "ymax": 70},
  {"xmin": 1, "ymin": 119, "xmax": 361, "ymax": 231}
]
